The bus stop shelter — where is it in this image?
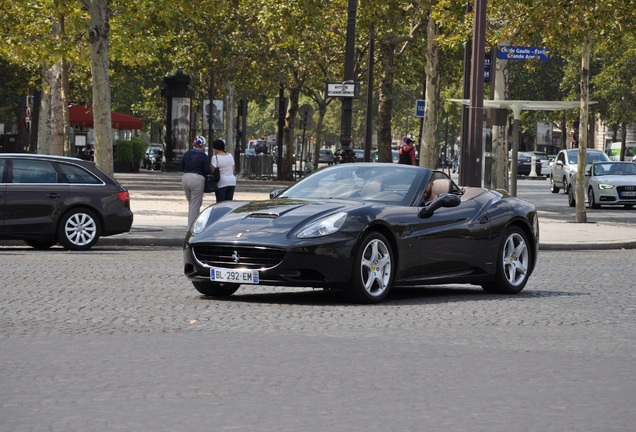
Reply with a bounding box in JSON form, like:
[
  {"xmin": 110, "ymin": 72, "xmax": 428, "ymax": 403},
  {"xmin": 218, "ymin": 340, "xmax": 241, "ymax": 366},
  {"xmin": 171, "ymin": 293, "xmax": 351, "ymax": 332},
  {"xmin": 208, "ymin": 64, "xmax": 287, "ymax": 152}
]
[{"xmin": 448, "ymin": 99, "xmax": 595, "ymax": 195}]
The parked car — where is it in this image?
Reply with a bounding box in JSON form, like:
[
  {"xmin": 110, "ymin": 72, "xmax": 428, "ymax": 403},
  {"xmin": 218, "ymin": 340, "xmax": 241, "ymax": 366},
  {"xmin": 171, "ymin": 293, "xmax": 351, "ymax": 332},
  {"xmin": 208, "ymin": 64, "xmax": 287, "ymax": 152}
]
[
  {"xmin": 353, "ymin": 148, "xmax": 366, "ymax": 161},
  {"xmin": 0, "ymin": 154, "xmax": 133, "ymax": 250},
  {"xmin": 183, "ymin": 164, "xmax": 539, "ymax": 303},
  {"xmin": 528, "ymin": 151, "xmax": 551, "ymax": 176},
  {"xmin": 318, "ymin": 149, "xmax": 335, "ymax": 165},
  {"xmin": 142, "ymin": 144, "xmax": 164, "ymax": 170},
  {"xmin": 569, "ymin": 161, "xmax": 636, "ymax": 208},
  {"xmin": 550, "ymin": 148, "xmax": 610, "ymax": 194},
  {"xmin": 371, "ymin": 149, "xmax": 400, "ymax": 163},
  {"xmin": 513, "ymin": 151, "xmax": 543, "ymax": 176}
]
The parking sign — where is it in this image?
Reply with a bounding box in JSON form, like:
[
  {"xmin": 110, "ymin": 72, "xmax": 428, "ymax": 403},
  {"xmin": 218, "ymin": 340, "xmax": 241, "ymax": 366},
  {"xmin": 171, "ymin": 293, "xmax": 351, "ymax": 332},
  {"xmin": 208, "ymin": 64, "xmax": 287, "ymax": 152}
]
[{"xmin": 415, "ymin": 100, "xmax": 425, "ymax": 118}]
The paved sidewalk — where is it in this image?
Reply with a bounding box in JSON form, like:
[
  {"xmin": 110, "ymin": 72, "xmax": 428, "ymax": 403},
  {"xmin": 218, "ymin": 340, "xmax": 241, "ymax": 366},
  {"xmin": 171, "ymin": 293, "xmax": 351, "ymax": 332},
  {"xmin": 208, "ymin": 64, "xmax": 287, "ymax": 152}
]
[
  {"xmin": 106, "ymin": 171, "xmax": 636, "ymax": 250},
  {"xmin": 4, "ymin": 171, "xmax": 636, "ymax": 250}
]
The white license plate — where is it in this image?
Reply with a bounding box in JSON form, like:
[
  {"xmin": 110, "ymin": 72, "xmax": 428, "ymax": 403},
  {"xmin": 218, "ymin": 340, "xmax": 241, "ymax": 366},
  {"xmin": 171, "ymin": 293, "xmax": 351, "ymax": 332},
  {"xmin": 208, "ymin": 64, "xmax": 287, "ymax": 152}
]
[
  {"xmin": 620, "ymin": 191, "xmax": 636, "ymax": 197},
  {"xmin": 210, "ymin": 267, "xmax": 259, "ymax": 284}
]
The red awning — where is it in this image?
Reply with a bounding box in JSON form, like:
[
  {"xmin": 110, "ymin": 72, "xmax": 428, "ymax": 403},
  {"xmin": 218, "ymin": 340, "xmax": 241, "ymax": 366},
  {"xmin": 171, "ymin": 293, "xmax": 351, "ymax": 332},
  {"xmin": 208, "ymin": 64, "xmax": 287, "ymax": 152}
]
[{"xmin": 68, "ymin": 104, "xmax": 143, "ymax": 130}]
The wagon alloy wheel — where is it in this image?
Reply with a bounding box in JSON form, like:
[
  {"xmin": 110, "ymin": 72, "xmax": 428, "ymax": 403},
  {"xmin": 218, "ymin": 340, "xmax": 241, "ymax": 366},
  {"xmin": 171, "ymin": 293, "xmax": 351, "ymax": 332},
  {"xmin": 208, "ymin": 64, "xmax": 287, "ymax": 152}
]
[
  {"xmin": 482, "ymin": 226, "xmax": 531, "ymax": 294},
  {"xmin": 57, "ymin": 209, "xmax": 101, "ymax": 250},
  {"xmin": 348, "ymin": 232, "xmax": 394, "ymax": 303}
]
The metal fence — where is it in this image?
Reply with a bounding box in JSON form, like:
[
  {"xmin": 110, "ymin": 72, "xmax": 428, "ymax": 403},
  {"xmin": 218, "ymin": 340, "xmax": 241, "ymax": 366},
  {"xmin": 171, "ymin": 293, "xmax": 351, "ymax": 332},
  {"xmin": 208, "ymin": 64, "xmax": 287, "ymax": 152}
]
[{"xmin": 239, "ymin": 154, "xmax": 275, "ymax": 179}]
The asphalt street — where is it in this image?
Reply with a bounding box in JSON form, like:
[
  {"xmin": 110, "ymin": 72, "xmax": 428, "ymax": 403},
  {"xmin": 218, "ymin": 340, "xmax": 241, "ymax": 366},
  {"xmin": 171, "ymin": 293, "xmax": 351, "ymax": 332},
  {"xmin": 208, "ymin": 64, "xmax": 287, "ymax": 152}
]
[
  {"xmin": 2, "ymin": 169, "xmax": 636, "ymax": 431},
  {"xmin": 1, "ymin": 247, "xmax": 635, "ymax": 431}
]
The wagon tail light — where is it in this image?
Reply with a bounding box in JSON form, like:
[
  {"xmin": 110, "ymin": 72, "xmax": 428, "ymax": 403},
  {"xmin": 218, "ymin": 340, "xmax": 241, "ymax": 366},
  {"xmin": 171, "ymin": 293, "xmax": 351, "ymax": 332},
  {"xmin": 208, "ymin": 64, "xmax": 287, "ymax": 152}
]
[{"xmin": 117, "ymin": 191, "xmax": 130, "ymax": 202}]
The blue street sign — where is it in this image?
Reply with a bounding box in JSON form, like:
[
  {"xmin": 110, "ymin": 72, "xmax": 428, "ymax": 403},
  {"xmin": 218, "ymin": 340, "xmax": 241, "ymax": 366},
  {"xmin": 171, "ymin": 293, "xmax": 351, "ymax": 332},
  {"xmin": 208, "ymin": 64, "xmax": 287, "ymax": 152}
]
[
  {"xmin": 498, "ymin": 46, "xmax": 550, "ymax": 62},
  {"xmin": 415, "ymin": 100, "xmax": 425, "ymax": 118},
  {"xmin": 484, "ymin": 55, "xmax": 491, "ymax": 82}
]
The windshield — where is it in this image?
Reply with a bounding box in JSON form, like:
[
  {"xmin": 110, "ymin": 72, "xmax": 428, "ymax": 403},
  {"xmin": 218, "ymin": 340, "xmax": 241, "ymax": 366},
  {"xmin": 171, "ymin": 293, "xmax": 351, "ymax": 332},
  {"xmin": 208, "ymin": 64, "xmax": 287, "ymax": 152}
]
[
  {"xmin": 278, "ymin": 164, "xmax": 425, "ymax": 205},
  {"xmin": 567, "ymin": 150, "xmax": 609, "ymax": 165},
  {"xmin": 593, "ymin": 162, "xmax": 636, "ymax": 176}
]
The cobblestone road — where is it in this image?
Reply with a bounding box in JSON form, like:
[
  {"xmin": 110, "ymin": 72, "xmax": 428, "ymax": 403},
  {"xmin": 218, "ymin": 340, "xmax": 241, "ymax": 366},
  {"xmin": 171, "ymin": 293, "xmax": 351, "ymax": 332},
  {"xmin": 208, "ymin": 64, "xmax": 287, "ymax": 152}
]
[{"xmin": 1, "ymin": 246, "xmax": 635, "ymax": 431}]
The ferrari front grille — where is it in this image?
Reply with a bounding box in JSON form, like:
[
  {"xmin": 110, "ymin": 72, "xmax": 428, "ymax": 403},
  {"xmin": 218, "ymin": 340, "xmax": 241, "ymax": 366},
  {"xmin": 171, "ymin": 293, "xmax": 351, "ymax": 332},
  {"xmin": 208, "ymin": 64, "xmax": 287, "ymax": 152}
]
[{"xmin": 192, "ymin": 244, "xmax": 285, "ymax": 269}]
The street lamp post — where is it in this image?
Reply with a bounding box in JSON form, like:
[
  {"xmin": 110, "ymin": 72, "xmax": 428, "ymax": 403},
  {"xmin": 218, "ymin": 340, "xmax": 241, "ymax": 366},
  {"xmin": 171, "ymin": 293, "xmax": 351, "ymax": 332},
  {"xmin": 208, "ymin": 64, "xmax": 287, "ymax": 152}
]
[
  {"xmin": 460, "ymin": 0, "xmax": 487, "ymax": 187},
  {"xmin": 339, "ymin": 0, "xmax": 357, "ymax": 163}
]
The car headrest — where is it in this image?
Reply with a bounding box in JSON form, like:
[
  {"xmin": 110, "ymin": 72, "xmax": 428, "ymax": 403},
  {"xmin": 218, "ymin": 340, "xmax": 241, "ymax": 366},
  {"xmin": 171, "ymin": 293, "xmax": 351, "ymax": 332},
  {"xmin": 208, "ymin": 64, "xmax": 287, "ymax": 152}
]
[{"xmin": 432, "ymin": 178, "xmax": 452, "ymax": 196}]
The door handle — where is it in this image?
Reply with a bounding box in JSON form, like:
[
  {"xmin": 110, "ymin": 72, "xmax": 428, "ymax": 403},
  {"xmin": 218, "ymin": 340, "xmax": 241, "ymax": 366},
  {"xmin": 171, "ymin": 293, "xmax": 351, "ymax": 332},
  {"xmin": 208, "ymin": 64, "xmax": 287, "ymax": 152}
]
[{"xmin": 47, "ymin": 193, "xmax": 59, "ymax": 199}]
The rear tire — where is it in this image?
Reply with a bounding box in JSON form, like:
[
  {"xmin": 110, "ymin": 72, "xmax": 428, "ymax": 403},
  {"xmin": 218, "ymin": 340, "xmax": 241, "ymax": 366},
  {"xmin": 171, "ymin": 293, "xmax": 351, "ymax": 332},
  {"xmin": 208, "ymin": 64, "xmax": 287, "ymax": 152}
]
[
  {"xmin": 550, "ymin": 176, "xmax": 559, "ymax": 193},
  {"xmin": 346, "ymin": 232, "xmax": 394, "ymax": 304},
  {"xmin": 57, "ymin": 208, "xmax": 100, "ymax": 251},
  {"xmin": 482, "ymin": 226, "xmax": 531, "ymax": 294},
  {"xmin": 193, "ymin": 281, "xmax": 240, "ymax": 297}
]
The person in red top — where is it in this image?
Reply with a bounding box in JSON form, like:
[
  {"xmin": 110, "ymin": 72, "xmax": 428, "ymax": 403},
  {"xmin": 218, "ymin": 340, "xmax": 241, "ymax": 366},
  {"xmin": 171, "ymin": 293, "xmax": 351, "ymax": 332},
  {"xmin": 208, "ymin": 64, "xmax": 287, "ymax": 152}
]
[{"xmin": 398, "ymin": 138, "xmax": 416, "ymax": 165}]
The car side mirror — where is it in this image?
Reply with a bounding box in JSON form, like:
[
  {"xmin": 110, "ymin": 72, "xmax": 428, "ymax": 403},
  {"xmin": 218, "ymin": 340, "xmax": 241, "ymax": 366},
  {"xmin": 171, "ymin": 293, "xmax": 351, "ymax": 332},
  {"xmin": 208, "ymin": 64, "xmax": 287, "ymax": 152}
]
[
  {"xmin": 418, "ymin": 194, "xmax": 461, "ymax": 218},
  {"xmin": 270, "ymin": 189, "xmax": 284, "ymax": 199}
]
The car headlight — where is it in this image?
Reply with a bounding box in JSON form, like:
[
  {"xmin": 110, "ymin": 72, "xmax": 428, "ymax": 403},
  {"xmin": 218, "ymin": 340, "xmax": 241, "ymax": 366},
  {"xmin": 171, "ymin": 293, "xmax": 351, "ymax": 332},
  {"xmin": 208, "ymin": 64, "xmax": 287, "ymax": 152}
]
[
  {"xmin": 191, "ymin": 207, "xmax": 213, "ymax": 234},
  {"xmin": 297, "ymin": 211, "xmax": 347, "ymax": 238},
  {"xmin": 598, "ymin": 184, "xmax": 614, "ymax": 190}
]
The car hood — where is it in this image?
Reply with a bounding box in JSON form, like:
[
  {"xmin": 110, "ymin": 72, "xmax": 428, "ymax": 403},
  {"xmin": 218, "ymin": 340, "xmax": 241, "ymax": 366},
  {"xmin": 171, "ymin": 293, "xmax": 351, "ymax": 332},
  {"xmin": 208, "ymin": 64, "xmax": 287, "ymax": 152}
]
[
  {"xmin": 189, "ymin": 199, "xmax": 356, "ymax": 243},
  {"xmin": 593, "ymin": 175, "xmax": 636, "ymax": 184}
]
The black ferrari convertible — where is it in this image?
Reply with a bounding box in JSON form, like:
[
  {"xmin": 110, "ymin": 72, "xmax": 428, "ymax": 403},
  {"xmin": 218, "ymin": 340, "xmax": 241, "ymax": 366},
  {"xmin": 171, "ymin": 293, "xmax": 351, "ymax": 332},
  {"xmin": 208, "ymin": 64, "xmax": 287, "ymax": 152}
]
[{"xmin": 183, "ymin": 163, "xmax": 539, "ymax": 303}]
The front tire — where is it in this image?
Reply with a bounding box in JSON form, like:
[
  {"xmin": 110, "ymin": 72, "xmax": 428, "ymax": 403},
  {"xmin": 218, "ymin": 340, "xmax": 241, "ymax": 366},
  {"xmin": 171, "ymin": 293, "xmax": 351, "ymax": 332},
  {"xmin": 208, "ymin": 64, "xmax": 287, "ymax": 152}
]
[
  {"xmin": 588, "ymin": 188, "xmax": 600, "ymax": 209},
  {"xmin": 567, "ymin": 185, "xmax": 576, "ymax": 207},
  {"xmin": 482, "ymin": 226, "xmax": 531, "ymax": 294},
  {"xmin": 193, "ymin": 281, "xmax": 240, "ymax": 297},
  {"xmin": 346, "ymin": 232, "xmax": 394, "ymax": 304},
  {"xmin": 57, "ymin": 208, "xmax": 100, "ymax": 250}
]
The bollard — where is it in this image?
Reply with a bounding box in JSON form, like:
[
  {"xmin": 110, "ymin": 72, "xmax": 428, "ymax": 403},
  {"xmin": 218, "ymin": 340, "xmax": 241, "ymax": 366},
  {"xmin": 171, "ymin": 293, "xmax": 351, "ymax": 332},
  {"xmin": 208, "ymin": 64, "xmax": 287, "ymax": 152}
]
[{"xmin": 529, "ymin": 155, "xmax": 538, "ymax": 177}]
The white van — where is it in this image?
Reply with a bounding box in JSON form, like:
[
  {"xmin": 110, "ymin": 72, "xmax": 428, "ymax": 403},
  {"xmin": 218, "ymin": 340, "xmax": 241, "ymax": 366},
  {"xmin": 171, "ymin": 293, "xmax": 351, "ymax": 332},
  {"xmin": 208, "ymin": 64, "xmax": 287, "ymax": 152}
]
[{"xmin": 605, "ymin": 141, "xmax": 636, "ymax": 161}]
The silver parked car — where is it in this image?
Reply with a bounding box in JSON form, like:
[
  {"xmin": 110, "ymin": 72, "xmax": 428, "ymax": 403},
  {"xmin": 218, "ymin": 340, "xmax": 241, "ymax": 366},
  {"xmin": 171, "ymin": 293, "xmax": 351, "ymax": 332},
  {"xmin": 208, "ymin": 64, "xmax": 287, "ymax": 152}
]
[
  {"xmin": 569, "ymin": 161, "xmax": 636, "ymax": 208},
  {"xmin": 550, "ymin": 148, "xmax": 610, "ymax": 194}
]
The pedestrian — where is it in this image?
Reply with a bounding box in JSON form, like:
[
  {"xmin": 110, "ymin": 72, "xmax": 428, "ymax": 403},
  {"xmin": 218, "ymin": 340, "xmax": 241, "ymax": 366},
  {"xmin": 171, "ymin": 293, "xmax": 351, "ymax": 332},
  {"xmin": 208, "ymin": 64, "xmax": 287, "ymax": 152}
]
[
  {"xmin": 180, "ymin": 136, "xmax": 211, "ymax": 227},
  {"xmin": 398, "ymin": 138, "xmax": 416, "ymax": 165},
  {"xmin": 211, "ymin": 139, "xmax": 237, "ymax": 202}
]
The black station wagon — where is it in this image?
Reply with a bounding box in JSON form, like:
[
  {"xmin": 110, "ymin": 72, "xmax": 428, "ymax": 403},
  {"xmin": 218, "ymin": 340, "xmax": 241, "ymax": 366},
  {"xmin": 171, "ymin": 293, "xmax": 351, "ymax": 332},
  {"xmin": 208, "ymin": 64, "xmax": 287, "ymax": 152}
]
[{"xmin": 0, "ymin": 154, "xmax": 133, "ymax": 250}]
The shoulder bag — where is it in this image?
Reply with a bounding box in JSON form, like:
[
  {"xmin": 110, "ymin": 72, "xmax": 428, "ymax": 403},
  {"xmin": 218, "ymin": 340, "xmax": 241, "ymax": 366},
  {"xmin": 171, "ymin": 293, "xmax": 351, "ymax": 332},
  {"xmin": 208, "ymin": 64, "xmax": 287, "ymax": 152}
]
[{"xmin": 205, "ymin": 155, "xmax": 221, "ymax": 193}]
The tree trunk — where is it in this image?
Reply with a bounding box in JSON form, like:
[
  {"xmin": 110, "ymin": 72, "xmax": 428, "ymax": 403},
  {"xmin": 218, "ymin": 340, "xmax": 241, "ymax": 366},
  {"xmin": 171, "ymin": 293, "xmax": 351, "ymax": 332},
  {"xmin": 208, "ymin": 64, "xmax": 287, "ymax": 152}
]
[
  {"xmin": 283, "ymin": 86, "xmax": 300, "ymax": 181},
  {"xmin": 575, "ymin": 36, "xmax": 591, "ymax": 223},
  {"xmin": 225, "ymin": 81, "xmax": 235, "ymax": 152},
  {"xmin": 421, "ymin": 16, "xmax": 440, "ymax": 169},
  {"xmin": 37, "ymin": 72, "xmax": 52, "ymax": 155},
  {"xmin": 376, "ymin": 42, "xmax": 395, "ymax": 162},
  {"xmin": 620, "ymin": 121, "xmax": 627, "ymax": 160},
  {"xmin": 312, "ymin": 98, "xmax": 328, "ymax": 168},
  {"xmin": 492, "ymin": 42, "xmax": 510, "ymax": 190},
  {"xmin": 85, "ymin": 0, "xmax": 114, "ymax": 176}
]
